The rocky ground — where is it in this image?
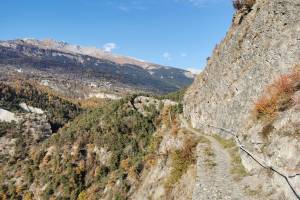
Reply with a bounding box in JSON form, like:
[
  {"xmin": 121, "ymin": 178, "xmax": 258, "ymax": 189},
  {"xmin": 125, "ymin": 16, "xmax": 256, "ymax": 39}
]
[
  {"xmin": 181, "ymin": 118, "xmax": 256, "ymax": 200},
  {"xmin": 180, "ymin": 117, "xmax": 295, "ymax": 200}
]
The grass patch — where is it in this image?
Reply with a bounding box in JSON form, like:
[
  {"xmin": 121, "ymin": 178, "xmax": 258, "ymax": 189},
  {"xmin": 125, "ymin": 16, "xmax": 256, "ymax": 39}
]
[
  {"xmin": 213, "ymin": 134, "xmax": 236, "ymax": 149},
  {"xmin": 203, "ymin": 146, "xmax": 217, "ymax": 169},
  {"xmin": 213, "ymin": 134, "xmax": 248, "ymax": 180},
  {"xmin": 197, "ymin": 135, "xmax": 211, "ymax": 144},
  {"xmin": 230, "ymin": 152, "xmax": 248, "ymax": 180}
]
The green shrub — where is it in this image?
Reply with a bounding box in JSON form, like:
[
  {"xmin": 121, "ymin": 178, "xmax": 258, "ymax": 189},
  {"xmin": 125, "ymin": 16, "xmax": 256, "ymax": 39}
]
[
  {"xmin": 158, "ymin": 87, "xmax": 187, "ymax": 103},
  {"xmin": 170, "ymin": 103, "xmax": 183, "ymax": 114}
]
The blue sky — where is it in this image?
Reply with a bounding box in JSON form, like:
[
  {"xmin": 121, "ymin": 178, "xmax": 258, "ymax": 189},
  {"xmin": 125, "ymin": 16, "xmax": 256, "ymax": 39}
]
[{"xmin": 0, "ymin": 0, "xmax": 234, "ymax": 72}]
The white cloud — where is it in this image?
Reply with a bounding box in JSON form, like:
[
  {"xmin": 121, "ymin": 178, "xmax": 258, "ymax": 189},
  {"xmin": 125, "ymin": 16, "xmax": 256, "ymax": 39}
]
[
  {"xmin": 118, "ymin": 1, "xmax": 147, "ymax": 12},
  {"xmin": 103, "ymin": 43, "xmax": 117, "ymax": 52},
  {"xmin": 163, "ymin": 52, "xmax": 172, "ymax": 60},
  {"xmin": 119, "ymin": 6, "xmax": 130, "ymax": 12},
  {"xmin": 187, "ymin": 67, "xmax": 202, "ymax": 74},
  {"xmin": 181, "ymin": 53, "xmax": 187, "ymax": 57},
  {"xmin": 176, "ymin": 0, "xmax": 225, "ymax": 7},
  {"xmin": 189, "ymin": 0, "xmax": 207, "ymax": 6}
]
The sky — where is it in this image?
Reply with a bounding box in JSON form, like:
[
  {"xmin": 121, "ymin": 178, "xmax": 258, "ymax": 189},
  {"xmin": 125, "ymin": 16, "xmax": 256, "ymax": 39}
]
[{"xmin": 0, "ymin": 0, "xmax": 234, "ymax": 73}]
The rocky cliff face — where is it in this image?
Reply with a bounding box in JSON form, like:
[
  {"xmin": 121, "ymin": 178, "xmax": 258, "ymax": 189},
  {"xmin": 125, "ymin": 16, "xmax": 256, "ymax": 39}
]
[
  {"xmin": 184, "ymin": 0, "xmax": 300, "ymax": 133},
  {"xmin": 184, "ymin": 0, "xmax": 300, "ymax": 199}
]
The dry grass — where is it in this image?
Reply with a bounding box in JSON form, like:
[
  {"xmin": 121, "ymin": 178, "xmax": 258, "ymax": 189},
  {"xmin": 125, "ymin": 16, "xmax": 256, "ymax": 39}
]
[
  {"xmin": 76, "ymin": 97, "xmax": 108, "ymax": 109},
  {"xmin": 254, "ymin": 96, "xmax": 278, "ymax": 119},
  {"xmin": 233, "ymin": 0, "xmax": 256, "ymax": 10},
  {"xmin": 120, "ymin": 159, "xmax": 131, "ymax": 171},
  {"xmin": 254, "ymin": 65, "xmax": 300, "ymax": 120},
  {"xmin": 161, "ymin": 106, "xmax": 172, "ymax": 127},
  {"xmin": 171, "ymin": 117, "xmax": 180, "ymax": 135},
  {"xmin": 164, "ymin": 137, "xmax": 198, "ymax": 192}
]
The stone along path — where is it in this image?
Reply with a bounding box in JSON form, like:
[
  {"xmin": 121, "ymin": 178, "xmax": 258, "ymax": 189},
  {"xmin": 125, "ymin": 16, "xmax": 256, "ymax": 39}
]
[{"xmin": 181, "ymin": 118, "xmax": 259, "ymax": 200}]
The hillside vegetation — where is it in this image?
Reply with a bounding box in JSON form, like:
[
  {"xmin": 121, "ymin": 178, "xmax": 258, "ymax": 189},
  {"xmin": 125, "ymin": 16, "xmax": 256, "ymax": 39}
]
[
  {"xmin": 0, "ymin": 81, "xmax": 81, "ymax": 132},
  {"xmin": 0, "ymin": 81, "xmax": 190, "ymax": 199}
]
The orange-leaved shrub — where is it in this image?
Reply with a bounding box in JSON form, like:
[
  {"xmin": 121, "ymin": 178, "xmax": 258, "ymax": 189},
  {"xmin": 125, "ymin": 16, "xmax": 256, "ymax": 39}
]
[
  {"xmin": 254, "ymin": 65, "xmax": 300, "ymax": 120},
  {"xmin": 233, "ymin": 0, "xmax": 256, "ymax": 10}
]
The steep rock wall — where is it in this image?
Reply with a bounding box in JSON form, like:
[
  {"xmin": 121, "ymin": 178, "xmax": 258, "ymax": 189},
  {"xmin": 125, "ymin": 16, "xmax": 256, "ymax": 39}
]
[
  {"xmin": 183, "ymin": 0, "xmax": 300, "ymax": 199},
  {"xmin": 184, "ymin": 0, "xmax": 300, "ymax": 134}
]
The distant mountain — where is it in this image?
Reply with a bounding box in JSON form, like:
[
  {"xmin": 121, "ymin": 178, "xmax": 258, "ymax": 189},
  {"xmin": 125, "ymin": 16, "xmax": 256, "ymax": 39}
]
[{"xmin": 0, "ymin": 39, "xmax": 195, "ymax": 97}]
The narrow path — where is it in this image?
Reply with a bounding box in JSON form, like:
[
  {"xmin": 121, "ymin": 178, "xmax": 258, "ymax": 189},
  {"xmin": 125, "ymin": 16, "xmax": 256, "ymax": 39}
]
[{"xmin": 181, "ymin": 117, "xmax": 258, "ymax": 200}]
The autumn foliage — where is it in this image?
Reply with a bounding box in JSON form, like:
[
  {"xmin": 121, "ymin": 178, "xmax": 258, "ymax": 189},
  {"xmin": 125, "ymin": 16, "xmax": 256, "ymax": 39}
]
[{"xmin": 254, "ymin": 65, "xmax": 300, "ymax": 120}]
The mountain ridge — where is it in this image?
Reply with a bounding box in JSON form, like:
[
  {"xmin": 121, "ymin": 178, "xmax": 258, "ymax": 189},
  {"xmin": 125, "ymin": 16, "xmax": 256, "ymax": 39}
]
[
  {"xmin": 0, "ymin": 38, "xmax": 176, "ymax": 71},
  {"xmin": 0, "ymin": 38, "xmax": 195, "ymax": 96}
]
